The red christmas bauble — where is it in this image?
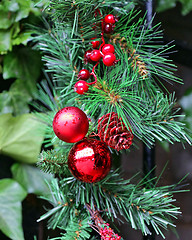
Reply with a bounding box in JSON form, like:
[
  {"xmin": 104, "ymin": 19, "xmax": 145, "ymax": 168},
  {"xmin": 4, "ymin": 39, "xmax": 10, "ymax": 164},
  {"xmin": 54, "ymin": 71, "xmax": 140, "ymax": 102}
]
[
  {"xmin": 104, "ymin": 14, "xmax": 116, "ymax": 24},
  {"xmin": 74, "ymin": 80, "xmax": 89, "ymax": 94},
  {"xmin": 103, "ymin": 23, "xmax": 113, "ymax": 34},
  {"xmin": 90, "ymin": 50, "xmax": 102, "ymax": 62},
  {"xmin": 103, "ymin": 53, "xmax": 116, "ymax": 66},
  {"xmin": 53, "ymin": 107, "xmax": 89, "ymax": 143},
  {"xmin": 78, "ymin": 69, "xmax": 90, "ymax": 80},
  {"xmin": 91, "ymin": 38, "xmax": 100, "ymax": 49},
  {"xmin": 84, "ymin": 49, "xmax": 93, "ymax": 64},
  {"xmin": 102, "ymin": 44, "xmax": 115, "ymax": 55},
  {"xmin": 68, "ymin": 138, "xmax": 112, "ymax": 183}
]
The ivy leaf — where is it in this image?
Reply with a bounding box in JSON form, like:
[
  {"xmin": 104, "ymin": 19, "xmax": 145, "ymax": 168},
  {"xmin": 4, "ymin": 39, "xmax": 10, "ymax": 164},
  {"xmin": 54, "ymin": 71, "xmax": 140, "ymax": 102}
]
[
  {"xmin": 156, "ymin": 0, "xmax": 177, "ymax": 12},
  {"xmin": 0, "ymin": 29, "xmax": 12, "ymax": 54},
  {"xmin": 0, "ymin": 4, "xmax": 15, "ymax": 29},
  {"xmin": 179, "ymin": 0, "xmax": 192, "ymax": 15},
  {"xmin": 11, "ymin": 163, "xmax": 52, "ymax": 196},
  {"xmin": 0, "ymin": 178, "xmax": 27, "ymax": 240},
  {"xmin": 14, "ymin": 0, "xmax": 31, "ymax": 22},
  {"xmin": 3, "ymin": 47, "xmax": 42, "ymax": 95},
  {"xmin": 0, "ymin": 113, "xmax": 45, "ymax": 163},
  {"xmin": 0, "ymin": 79, "xmax": 32, "ymax": 115}
]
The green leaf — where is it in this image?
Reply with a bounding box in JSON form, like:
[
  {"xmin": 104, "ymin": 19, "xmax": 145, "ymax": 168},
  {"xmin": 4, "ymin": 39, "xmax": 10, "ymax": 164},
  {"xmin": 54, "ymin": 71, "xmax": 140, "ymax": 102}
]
[
  {"xmin": 156, "ymin": 0, "xmax": 177, "ymax": 12},
  {"xmin": 0, "ymin": 113, "xmax": 45, "ymax": 163},
  {"xmin": 0, "ymin": 6, "xmax": 15, "ymax": 29},
  {"xmin": 11, "ymin": 163, "xmax": 52, "ymax": 196},
  {"xmin": 0, "ymin": 29, "xmax": 12, "ymax": 54},
  {"xmin": 14, "ymin": 0, "xmax": 31, "ymax": 22},
  {"xmin": 180, "ymin": 0, "xmax": 192, "ymax": 15},
  {"xmin": 3, "ymin": 47, "xmax": 42, "ymax": 95},
  {"xmin": 0, "ymin": 178, "xmax": 27, "ymax": 240},
  {"xmin": 12, "ymin": 31, "xmax": 33, "ymax": 46},
  {"xmin": 0, "ymin": 79, "xmax": 32, "ymax": 115}
]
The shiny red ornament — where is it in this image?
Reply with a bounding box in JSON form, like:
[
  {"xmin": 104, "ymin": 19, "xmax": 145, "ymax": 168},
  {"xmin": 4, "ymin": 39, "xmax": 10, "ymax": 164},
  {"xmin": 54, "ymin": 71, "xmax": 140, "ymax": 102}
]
[
  {"xmin": 103, "ymin": 23, "xmax": 113, "ymax": 34},
  {"xmin": 102, "ymin": 44, "xmax": 115, "ymax": 55},
  {"xmin": 84, "ymin": 49, "xmax": 93, "ymax": 64},
  {"xmin": 78, "ymin": 69, "xmax": 90, "ymax": 80},
  {"xmin": 91, "ymin": 38, "xmax": 100, "ymax": 49},
  {"xmin": 104, "ymin": 14, "xmax": 116, "ymax": 24},
  {"xmin": 90, "ymin": 50, "xmax": 102, "ymax": 62},
  {"xmin": 74, "ymin": 80, "xmax": 89, "ymax": 94},
  {"xmin": 68, "ymin": 138, "xmax": 112, "ymax": 183},
  {"xmin": 103, "ymin": 53, "xmax": 116, "ymax": 66},
  {"xmin": 53, "ymin": 107, "xmax": 89, "ymax": 143}
]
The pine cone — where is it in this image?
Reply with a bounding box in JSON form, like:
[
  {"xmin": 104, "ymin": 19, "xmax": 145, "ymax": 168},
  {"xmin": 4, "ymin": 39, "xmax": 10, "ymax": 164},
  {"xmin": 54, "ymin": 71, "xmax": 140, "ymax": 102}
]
[{"xmin": 98, "ymin": 112, "xmax": 133, "ymax": 151}]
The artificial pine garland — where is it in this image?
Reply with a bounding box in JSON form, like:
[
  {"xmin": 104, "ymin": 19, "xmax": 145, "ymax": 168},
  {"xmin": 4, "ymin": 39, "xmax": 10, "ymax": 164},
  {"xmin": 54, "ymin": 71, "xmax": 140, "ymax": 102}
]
[{"xmin": 33, "ymin": 0, "xmax": 191, "ymax": 239}]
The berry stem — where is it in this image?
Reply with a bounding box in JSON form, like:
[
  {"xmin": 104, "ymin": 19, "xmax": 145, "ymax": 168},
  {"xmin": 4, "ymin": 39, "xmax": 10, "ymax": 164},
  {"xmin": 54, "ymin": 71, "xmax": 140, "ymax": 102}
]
[
  {"xmin": 86, "ymin": 204, "xmax": 122, "ymax": 240},
  {"xmin": 88, "ymin": 62, "xmax": 99, "ymax": 85},
  {"xmin": 99, "ymin": 20, "xmax": 105, "ymax": 52}
]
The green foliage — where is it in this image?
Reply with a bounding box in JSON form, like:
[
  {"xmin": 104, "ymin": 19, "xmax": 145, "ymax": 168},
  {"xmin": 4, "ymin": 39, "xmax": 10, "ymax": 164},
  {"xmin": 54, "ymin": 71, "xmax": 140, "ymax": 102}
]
[
  {"xmin": 11, "ymin": 163, "xmax": 52, "ymax": 196},
  {"xmin": 37, "ymin": 171, "xmax": 186, "ymax": 239},
  {"xmin": 0, "ymin": 79, "xmax": 32, "ymax": 115},
  {"xmin": 0, "ymin": 178, "xmax": 27, "ymax": 240},
  {"xmin": 0, "ymin": 0, "xmax": 45, "ymax": 54},
  {"xmin": 0, "ymin": 1, "xmax": 48, "ymax": 240},
  {"xmin": 156, "ymin": 0, "xmax": 192, "ymax": 15},
  {"xmin": 0, "ymin": 113, "xmax": 45, "ymax": 163},
  {"xmin": 3, "ymin": 47, "xmax": 42, "ymax": 95},
  {"xmin": 37, "ymin": 149, "xmax": 69, "ymax": 175},
  {"xmin": 33, "ymin": 0, "xmax": 191, "ymax": 239},
  {"xmin": 34, "ymin": 4, "xmax": 191, "ymax": 148}
]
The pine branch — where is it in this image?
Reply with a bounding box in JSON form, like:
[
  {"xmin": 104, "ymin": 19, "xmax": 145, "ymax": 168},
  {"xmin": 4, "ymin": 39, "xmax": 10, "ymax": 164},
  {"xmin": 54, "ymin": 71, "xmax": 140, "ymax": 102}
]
[
  {"xmin": 37, "ymin": 149, "xmax": 69, "ymax": 175},
  {"xmin": 37, "ymin": 170, "xmax": 187, "ymax": 238},
  {"xmin": 50, "ymin": 216, "xmax": 92, "ymax": 240}
]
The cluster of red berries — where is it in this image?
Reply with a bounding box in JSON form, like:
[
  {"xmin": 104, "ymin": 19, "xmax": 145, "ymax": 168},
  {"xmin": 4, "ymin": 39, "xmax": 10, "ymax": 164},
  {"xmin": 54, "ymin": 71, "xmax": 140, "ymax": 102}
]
[
  {"xmin": 83, "ymin": 42, "xmax": 116, "ymax": 69},
  {"xmin": 103, "ymin": 13, "xmax": 118, "ymax": 34},
  {"xmin": 74, "ymin": 14, "xmax": 118, "ymax": 95},
  {"xmin": 100, "ymin": 224, "xmax": 122, "ymax": 240}
]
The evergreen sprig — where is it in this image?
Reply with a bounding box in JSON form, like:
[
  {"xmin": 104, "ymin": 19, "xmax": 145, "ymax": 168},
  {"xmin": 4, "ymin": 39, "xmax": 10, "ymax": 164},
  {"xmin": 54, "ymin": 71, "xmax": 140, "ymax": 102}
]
[
  {"xmin": 37, "ymin": 150, "xmax": 69, "ymax": 175},
  {"xmin": 37, "ymin": 170, "xmax": 186, "ymax": 239}
]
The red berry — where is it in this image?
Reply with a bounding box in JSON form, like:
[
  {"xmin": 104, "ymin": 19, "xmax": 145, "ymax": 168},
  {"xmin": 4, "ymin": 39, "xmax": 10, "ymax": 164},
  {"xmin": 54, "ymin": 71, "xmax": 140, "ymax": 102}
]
[
  {"xmin": 78, "ymin": 69, "xmax": 90, "ymax": 80},
  {"xmin": 84, "ymin": 49, "xmax": 93, "ymax": 64},
  {"xmin": 90, "ymin": 50, "xmax": 102, "ymax": 62},
  {"xmin": 103, "ymin": 23, "xmax": 113, "ymax": 34},
  {"xmin": 104, "ymin": 14, "xmax": 116, "ymax": 24},
  {"xmin": 91, "ymin": 38, "xmax": 100, "ymax": 49},
  {"xmin": 74, "ymin": 80, "xmax": 89, "ymax": 94},
  {"xmin": 103, "ymin": 53, "xmax": 116, "ymax": 66},
  {"xmin": 102, "ymin": 44, "xmax": 115, "ymax": 55}
]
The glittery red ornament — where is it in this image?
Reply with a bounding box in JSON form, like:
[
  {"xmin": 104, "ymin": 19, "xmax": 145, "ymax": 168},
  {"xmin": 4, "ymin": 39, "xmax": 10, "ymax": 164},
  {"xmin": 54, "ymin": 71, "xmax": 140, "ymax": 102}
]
[
  {"xmin": 90, "ymin": 50, "xmax": 102, "ymax": 62},
  {"xmin": 78, "ymin": 69, "xmax": 90, "ymax": 80},
  {"xmin": 74, "ymin": 80, "xmax": 89, "ymax": 94},
  {"xmin": 104, "ymin": 14, "xmax": 116, "ymax": 24},
  {"xmin": 53, "ymin": 107, "xmax": 89, "ymax": 143},
  {"xmin": 103, "ymin": 53, "xmax": 116, "ymax": 66},
  {"xmin": 68, "ymin": 138, "xmax": 112, "ymax": 183}
]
